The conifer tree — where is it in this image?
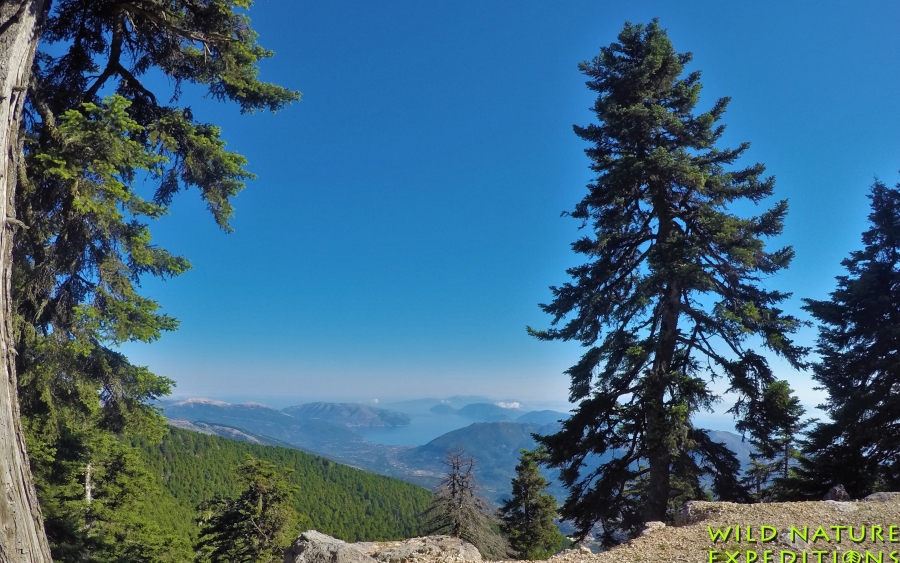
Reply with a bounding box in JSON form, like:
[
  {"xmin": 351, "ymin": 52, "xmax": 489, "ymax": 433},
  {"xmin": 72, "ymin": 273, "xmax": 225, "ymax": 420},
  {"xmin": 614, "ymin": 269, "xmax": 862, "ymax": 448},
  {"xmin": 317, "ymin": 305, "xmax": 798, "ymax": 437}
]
[
  {"xmin": 529, "ymin": 20, "xmax": 806, "ymax": 542},
  {"xmin": 0, "ymin": 2, "xmax": 300, "ymax": 559},
  {"xmin": 196, "ymin": 456, "xmax": 301, "ymax": 563},
  {"xmin": 499, "ymin": 449, "xmax": 566, "ymax": 560},
  {"xmin": 795, "ymin": 180, "xmax": 900, "ymax": 497},
  {"xmin": 736, "ymin": 380, "xmax": 811, "ymax": 501},
  {"xmin": 423, "ymin": 448, "xmax": 512, "ymax": 560}
]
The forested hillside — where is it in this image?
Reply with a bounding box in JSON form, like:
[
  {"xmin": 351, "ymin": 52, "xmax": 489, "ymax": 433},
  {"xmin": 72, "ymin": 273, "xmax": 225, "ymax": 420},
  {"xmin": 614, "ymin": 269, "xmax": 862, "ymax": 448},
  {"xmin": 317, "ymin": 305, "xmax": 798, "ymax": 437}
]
[{"xmin": 136, "ymin": 427, "xmax": 433, "ymax": 544}]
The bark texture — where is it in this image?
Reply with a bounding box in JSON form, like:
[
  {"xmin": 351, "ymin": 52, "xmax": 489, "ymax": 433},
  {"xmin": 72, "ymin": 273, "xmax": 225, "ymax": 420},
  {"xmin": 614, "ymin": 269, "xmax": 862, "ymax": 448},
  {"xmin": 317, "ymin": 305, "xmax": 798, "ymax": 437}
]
[{"xmin": 0, "ymin": 1, "xmax": 51, "ymax": 562}]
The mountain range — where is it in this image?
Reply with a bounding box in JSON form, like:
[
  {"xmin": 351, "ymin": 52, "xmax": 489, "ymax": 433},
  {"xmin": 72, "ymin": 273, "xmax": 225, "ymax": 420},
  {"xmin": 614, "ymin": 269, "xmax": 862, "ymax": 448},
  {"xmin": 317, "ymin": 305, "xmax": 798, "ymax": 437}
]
[{"xmin": 159, "ymin": 397, "xmax": 753, "ymax": 504}]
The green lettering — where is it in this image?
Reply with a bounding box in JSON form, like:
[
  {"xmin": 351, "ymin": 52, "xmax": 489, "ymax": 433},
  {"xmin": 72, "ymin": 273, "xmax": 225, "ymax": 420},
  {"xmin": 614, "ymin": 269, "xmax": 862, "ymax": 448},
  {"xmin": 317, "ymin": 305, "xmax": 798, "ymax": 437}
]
[
  {"xmin": 832, "ymin": 526, "xmax": 847, "ymax": 542},
  {"xmin": 710, "ymin": 527, "xmax": 734, "ymax": 542},
  {"xmin": 872, "ymin": 526, "xmax": 885, "ymax": 542},
  {"xmin": 811, "ymin": 551, "xmax": 828, "ymax": 563},
  {"xmin": 890, "ymin": 527, "xmax": 899, "ymax": 542},
  {"xmin": 710, "ymin": 551, "xmax": 720, "ymax": 563},
  {"xmin": 747, "ymin": 551, "xmax": 759, "ymax": 563},
  {"xmin": 888, "ymin": 551, "xmax": 899, "ymax": 563},
  {"xmin": 761, "ymin": 527, "xmax": 777, "ymax": 542},
  {"xmin": 812, "ymin": 527, "xmax": 832, "ymax": 543},
  {"xmin": 849, "ymin": 527, "xmax": 866, "ymax": 543},
  {"xmin": 865, "ymin": 550, "xmax": 883, "ymax": 562},
  {"xmin": 781, "ymin": 551, "xmax": 797, "ymax": 563},
  {"xmin": 792, "ymin": 527, "xmax": 810, "ymax": 543},
  {"xmin": 763, "ymin": 550, "xmax": 774, "ymax": 563}
]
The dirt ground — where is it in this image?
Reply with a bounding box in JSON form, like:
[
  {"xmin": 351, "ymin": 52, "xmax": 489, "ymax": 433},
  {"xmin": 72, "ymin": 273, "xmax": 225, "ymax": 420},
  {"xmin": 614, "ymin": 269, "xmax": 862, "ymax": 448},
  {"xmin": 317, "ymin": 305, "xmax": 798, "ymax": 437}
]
[{"xmin": 502, "ymin": 497, "xmax": 900, "ymax": 563}]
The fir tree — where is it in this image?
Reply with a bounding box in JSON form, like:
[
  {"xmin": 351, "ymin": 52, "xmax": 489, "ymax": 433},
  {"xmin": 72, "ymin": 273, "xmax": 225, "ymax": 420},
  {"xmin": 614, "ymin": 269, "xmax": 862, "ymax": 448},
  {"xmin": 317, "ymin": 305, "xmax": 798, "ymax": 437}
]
[
  {"xmin": 196, "ymin": 456, "xmax": 301, "ymax": 563},
  {"xmin": 796, "ymin": 180, "xmax": 900, "ymax": 497},
  {"xmin": 499, "ymin": 449, "xmax": 566, "ymax": 560},
  {"xmin": 736, "ymin": 380, "xmax": 812, "ymax": 501},
  {"xmin": 423, "ymin": 448, "xmax": 512, "ymax": 560},
  {"xmin": 0, "ymin": 1, "xmax": 299, "ymax": 559},
  {"xmin": 529, "ymin": 20, "xmax": 806, "ymax": 542}
]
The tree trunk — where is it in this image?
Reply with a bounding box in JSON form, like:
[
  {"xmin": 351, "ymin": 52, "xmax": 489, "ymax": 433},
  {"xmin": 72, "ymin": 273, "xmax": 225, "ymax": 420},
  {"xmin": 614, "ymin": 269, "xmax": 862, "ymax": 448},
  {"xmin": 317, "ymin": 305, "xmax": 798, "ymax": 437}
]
[
  {"xmin": 644, "ymin": 183, "xmax": 681, "ymax": 524},
  {"xmin": 0, "ymin": 1, "xmax": 51, "ymax": 562},
  {"xmin": 644, "ymin": 280, "xmax": 679, "ymax": 523}
]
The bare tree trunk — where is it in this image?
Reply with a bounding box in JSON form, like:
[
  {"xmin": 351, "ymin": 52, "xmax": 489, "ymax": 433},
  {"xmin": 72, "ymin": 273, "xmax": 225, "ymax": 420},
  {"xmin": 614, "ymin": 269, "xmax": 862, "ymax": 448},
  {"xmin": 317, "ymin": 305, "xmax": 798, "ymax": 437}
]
[{"xmin": 0, "ymin": 1, "xmax": 51, "ymax": 562}]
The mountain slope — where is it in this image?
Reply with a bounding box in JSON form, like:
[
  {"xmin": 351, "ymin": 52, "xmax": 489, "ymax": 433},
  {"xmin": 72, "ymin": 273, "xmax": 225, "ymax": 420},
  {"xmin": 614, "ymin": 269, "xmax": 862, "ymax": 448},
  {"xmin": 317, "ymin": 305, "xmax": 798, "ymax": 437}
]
[
  {"xmin": 138, "ymin": 426, "xmax": 432, "ymax": 542},
  {"xmin": 284, "ymin": 402, "xmax": 410, "ymax": 427},
  {"xmin": 397, "ymin": 421, "xmax": 565, "ymax": 502},
  {"xmin": 516, "ymin": 410, "xmax": 569, "ymax": 425},
  {"xmin": 161, "ymin": 399, "xmax": 404, "ymax": 474}
]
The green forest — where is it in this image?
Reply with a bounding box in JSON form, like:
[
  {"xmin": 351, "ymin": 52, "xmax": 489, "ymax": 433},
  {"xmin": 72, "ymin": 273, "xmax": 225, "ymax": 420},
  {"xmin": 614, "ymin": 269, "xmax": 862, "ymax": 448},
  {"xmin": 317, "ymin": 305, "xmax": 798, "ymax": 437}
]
[{"xmin": 136, "ymin": 426, "xmax": 432, "ymax": 545}]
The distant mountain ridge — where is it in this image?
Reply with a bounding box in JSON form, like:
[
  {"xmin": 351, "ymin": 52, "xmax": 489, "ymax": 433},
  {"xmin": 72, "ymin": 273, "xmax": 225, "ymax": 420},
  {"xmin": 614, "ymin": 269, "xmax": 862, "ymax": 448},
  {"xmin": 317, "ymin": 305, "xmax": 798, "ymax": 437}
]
[
  {"xmin": 283, "ymin": 402, "xmax": 410, "ymax": 427},
  {"xmin": 456, "ymin": 402, "xmax": 524, "ymax": 421},
  {"xmin": 515, "ymin": 410, "xmax": 568, "ymax": 425}
]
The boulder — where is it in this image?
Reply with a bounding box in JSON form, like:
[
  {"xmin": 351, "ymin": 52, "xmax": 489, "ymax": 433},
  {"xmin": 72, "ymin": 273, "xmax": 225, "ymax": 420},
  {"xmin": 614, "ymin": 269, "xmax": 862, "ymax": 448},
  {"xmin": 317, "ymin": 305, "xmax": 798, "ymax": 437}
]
[
  {"xmin": 862, "ymin": 492, "xmax": 900, "ymax": 503},
  {"xmin": 287, "ymin": 533, "xmax": 482, "ymax": 563},
  {"xmin": 284, "ymin": 530, "xmax": 375, "ymax": 563},
  {"xmin": 823, "ymin": 484, "xmax": 852, "ymax": 501},
  {"xmin": 675, "ymin": 501, "xmax": 722, "ymax": 526},
  {"xmin": 640, "ymin": 521, "xmax": 666, "ymax": 537},
  {"xmin": 369, "ymin": 536, "xmax": 481, "ymax": 563}
]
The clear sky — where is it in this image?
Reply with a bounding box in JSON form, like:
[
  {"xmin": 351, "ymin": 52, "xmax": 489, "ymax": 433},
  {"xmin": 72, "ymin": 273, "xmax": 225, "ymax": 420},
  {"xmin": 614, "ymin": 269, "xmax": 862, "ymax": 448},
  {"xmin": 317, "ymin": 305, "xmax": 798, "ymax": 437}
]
[{"xmin": 120, "ymin": 1, "xmax": 900, "ymax": 422}]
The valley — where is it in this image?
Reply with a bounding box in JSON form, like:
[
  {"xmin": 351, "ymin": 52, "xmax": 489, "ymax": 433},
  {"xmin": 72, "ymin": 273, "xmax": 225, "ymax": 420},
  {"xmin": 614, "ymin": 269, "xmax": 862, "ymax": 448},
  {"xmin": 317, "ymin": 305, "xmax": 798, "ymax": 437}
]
[{"xmin": 160, "ymin": 397, "xmax": 754, "ymax": 504}]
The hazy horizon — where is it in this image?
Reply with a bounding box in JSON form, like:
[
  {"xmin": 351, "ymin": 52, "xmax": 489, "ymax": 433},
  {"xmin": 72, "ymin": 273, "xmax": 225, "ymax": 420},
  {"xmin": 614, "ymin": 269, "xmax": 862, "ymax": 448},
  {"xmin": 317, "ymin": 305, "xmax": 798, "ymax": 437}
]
[{"xmin": 159, "ymin": 392, "xmax": 745, "ymax": 436}]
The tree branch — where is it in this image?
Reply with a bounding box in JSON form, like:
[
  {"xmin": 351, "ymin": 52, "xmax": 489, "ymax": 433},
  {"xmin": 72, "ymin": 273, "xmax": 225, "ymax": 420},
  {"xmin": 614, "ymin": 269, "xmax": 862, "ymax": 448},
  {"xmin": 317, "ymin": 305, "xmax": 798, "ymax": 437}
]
[
  {"xmin": 85, "ymin": 15, "xmax": 125, "ymax": 100},
  {"xmin": 121, "ymin": 3, "xmax": 236, "ymax": 45}
]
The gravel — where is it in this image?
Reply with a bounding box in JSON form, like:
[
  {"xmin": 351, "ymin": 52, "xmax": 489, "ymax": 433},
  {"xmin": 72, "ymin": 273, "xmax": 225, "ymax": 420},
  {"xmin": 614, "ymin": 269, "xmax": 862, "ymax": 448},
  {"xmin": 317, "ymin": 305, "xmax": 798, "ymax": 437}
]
[{"xmin": 490, "ymin": 499, "xmax": 900, "ymax": 563}]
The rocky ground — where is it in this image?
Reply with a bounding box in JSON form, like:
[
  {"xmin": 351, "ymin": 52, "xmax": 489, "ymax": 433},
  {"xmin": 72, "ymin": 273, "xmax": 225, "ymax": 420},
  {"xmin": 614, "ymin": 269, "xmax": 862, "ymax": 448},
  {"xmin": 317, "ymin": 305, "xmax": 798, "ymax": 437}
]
[
  {"xmin": 286, "ymin": 494, "xmax": 900, "ymax": 563},
  {"xmin": 522, "ymin": 493, "xmax": 900, "ymax": 563}
]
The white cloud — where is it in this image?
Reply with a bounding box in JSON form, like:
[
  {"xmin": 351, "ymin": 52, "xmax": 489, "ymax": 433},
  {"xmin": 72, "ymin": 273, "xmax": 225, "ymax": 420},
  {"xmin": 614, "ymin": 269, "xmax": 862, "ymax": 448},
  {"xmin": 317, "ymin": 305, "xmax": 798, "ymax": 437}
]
[{"xmin": 496, "ymin": 401, "xmax": 520, "ymax": 409}]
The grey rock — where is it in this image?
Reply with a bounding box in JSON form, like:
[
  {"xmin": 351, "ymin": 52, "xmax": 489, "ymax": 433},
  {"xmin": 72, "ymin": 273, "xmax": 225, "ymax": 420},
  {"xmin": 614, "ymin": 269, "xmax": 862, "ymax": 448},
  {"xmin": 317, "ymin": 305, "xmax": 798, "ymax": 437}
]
[
  {"xmin": 862, "ymin": 492, "xmax": 900, "ymax": 503},
  {"xmin": 823, "ymin": 500, "xmax": 857, "ymax": 513},
  {"xmin": 284, "ymin": 530, "xmax": 375, "ymax": 563},
  {"xmin": 370, "ymin": 536, "xmax": 481, "ymax": 563},
  {"xmin": 675, "ymin": 501, "xmax": 725, "ymax": 526},
  {"xmin": 777, "ymin": 528, "xmax": 809, "ymax": 551},
  {"xmin": 640, "ymin": 521, "xmax": 666, "ymax": 537},
  {"xmin": 823, "ymin": 484, "xmax": 852, "ymax": 501}
]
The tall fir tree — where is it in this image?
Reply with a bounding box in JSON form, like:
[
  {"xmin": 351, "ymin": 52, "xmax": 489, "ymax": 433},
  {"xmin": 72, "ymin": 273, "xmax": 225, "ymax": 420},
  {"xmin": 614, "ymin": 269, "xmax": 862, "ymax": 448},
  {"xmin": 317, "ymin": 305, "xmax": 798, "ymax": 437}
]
[
  {"xmin": 0, "ymin": 1, "xmax": 300, "ymax": 559},
  {"xmin": 529, "ymin": 20, "xmax": 806, "ymax": 542},
  {"xmin": 196, "ymin": 456, "xmax": 301, "ymax": 563},
  {"xmin": 796, "ymin": 180, "xmax": 900, "ymax": 498},
  {"xmin": 498, "ymin": 449, "xmax": 566, "ymax": 560}
]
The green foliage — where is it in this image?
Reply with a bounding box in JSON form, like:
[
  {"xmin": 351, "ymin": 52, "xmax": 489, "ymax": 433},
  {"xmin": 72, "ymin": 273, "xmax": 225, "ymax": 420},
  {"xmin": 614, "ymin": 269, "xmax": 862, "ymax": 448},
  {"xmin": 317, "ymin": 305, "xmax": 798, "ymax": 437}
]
[
  {"xmin": 196, "ymin": 456, "xmax": 301, "ymax": 563},
  {"xmin": 736, "ymin": 380, "xmax": 812, "ymax": 501},
  {"xmin": 15, "ymin": 2, "xmax": 300, "ymax": 560},
  {"xmin": 498, "ymin": 449, "xmax": 566, "ymax": 560},
  {"xmin": 528, "ymin": 20, "xmax": 806, "ymax": 543},
  {"xmin": 139, "ymin": 426, "xmax": 432, "ymax": 543},
  {"xmin": 24, "ymin": 420, "xmax": 193, "ymax": 562},
  {"xmin": 423, "ymin": 448, "xmax": 512, "ymax": 560},
  {"xmin": 794, "ymin": 180, "xmax": 900, "ymax": 498}
]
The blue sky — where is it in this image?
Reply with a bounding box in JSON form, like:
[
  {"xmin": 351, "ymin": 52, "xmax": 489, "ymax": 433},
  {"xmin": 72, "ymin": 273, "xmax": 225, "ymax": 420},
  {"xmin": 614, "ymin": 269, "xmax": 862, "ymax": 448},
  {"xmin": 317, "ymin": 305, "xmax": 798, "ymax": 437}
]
[{"xmin": 121, "ymin": 1, "xmax": 900, "ymax": 424}]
